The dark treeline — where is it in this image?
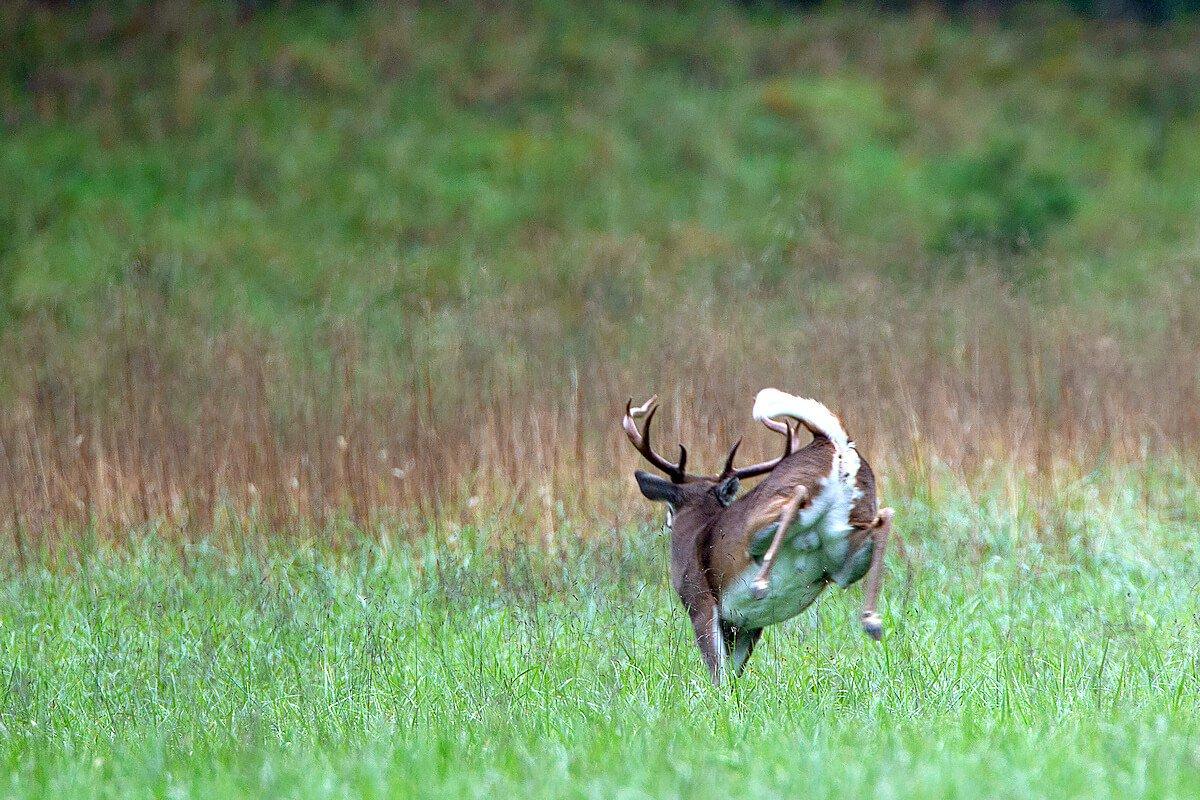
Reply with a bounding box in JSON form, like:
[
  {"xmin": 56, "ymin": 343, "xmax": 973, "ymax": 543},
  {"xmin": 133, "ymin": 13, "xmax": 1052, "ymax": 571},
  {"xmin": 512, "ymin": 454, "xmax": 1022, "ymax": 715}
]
[
  {"xmin": 23, "ymin": 0, "xmax": 1200, "ymax": 25},
  {"xmin": 743, "ymin": 0, "xmax": 1194, "ymax": 22}
]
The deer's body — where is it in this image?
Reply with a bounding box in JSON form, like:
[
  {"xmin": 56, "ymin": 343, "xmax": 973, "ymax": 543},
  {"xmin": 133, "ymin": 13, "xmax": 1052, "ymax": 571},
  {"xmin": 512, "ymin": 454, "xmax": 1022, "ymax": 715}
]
[
  {"xmin": 625, "ymin": 388, "xmax": 893, "ymax": 684},
  {"xmin": 711, "ymin": 438, "xmax": 878, "ymax": 629}
]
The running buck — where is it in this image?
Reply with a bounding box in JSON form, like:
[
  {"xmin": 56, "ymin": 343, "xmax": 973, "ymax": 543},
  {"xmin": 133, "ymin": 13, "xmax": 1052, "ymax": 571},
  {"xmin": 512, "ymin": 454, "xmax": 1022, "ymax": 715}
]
[{"xmin": 623, "ymin": 388, "xmax": 894, "ymax": 685}]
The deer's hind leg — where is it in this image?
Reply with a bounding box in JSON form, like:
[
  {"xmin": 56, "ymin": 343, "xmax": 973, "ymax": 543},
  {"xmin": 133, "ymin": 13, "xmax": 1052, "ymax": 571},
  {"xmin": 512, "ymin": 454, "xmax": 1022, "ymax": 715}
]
[
  {"xmin": 749, "ymin": 486, "xmax": 809, "ymax": 600},
  {"xmin": 859, "ymin": 508, "xmax": 893, "ymax": 641}
]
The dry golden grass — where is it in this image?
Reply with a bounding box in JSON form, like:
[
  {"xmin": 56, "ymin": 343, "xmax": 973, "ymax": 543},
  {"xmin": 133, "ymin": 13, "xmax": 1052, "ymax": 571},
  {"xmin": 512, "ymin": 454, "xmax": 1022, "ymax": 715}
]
[{"xmin": 3, "ymin": 261, "xmax": 1198, "ymax": 553}]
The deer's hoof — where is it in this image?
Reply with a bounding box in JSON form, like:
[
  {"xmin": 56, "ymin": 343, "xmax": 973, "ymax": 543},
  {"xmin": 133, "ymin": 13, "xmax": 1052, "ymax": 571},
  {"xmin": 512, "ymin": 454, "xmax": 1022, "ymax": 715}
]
[
  {"xmin": 861, "ymin": 612, "xmax": 883, "ymax": 641},
  {"xmin": 750, "ymin": 578, "xmax": 769, "ymax": 601}
]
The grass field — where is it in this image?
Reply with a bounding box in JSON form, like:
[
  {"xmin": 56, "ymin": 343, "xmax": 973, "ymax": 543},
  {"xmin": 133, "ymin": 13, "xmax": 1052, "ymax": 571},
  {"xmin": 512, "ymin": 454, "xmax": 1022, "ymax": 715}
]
[
  {"xmin": 2, "ymin": 472, "xmax": 1199, "ymax": 798},
  {"xmin": 0, "ymin": 541, "xmax": 1197, "ymax": 798}
]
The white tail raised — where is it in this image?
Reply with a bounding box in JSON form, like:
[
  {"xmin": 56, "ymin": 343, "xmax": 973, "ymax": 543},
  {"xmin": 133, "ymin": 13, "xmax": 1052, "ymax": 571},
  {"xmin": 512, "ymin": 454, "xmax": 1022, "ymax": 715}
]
[{"xmin": 752, "ymin": 387, "xmax": 861, "ymax": 484}]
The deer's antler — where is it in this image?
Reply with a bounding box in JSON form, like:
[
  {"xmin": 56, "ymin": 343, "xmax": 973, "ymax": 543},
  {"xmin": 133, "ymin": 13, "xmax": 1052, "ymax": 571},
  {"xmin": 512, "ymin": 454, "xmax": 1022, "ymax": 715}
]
[
  {"xmin": 720, "ymin": 418, "xmax": 795, "ymax": 480},
  {"xmin": 625, "ymin": 395, "xmax": 796, "ymax": 483},
  {"xmin": 623, "ymin": 396, "xmax": 695, "ymax": 483}
]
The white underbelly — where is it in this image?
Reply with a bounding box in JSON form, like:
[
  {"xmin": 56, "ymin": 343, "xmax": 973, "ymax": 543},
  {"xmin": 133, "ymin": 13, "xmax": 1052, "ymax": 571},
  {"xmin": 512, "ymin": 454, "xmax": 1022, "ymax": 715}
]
[
  {"xmin": 718, "ymin": 478, "xmax": 871, "ymax": 629},
  {"xmin": 720, "ymin": 550, "xmax": 829, "ymax": 629}
]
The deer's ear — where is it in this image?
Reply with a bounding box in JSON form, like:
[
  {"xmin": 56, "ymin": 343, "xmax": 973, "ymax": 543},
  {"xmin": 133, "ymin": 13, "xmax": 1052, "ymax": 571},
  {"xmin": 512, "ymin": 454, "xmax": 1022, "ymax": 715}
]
[
  {"xmin": 714, "ymin": 475, "xmax": 740, "ymax": 507},
  {"xmin": 635, "ymin": 470, "xmax": 681, "ymax": 505}
]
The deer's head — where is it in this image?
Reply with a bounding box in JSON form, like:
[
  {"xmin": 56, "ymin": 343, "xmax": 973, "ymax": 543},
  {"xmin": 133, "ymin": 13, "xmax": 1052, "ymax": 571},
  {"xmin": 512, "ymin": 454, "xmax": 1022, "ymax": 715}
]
[{"xmin": 622, "ymin": 396, "xmax": 795, "ymax": 529}]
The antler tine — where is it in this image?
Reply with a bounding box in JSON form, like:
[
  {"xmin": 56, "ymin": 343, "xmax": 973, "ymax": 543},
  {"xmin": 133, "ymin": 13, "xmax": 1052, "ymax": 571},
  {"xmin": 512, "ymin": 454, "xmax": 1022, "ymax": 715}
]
[
  {"xmin": 766, "ymin": 418, "xmax": 805, "ymax": 450},
  {"xmin": 789, "ymin": 420, "xmax": 802, "ymax": 450},
  {"xmin": 622, "ymin": 398, "xmax": 652, "ymax": 445},
  {"xmin": 622, "ymin": 395, "xmax": 692, "ymax": 483},
  {"xmin": 721, "ymin": 439, "xmax": 742, "ymax": 477},
  {"xmin": 628, "ymin": 395, "xmax": 658, "ymax": 419},
  {"xmin": 761, "ymin": 417, "xmax": 790, "ymax": 439},
  {"xmin": 730, "ymin": 414, "xmax": 796, "ymax": 479}
]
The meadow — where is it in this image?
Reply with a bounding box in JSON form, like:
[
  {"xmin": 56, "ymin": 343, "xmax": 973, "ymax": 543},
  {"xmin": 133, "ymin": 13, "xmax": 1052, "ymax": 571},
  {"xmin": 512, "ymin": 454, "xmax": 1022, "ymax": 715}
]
[
  {"xmin": 2, "ymin": 477, "xmax": 1199, "ymax": 798},
  {"xmin": 2, "ymin": 1, "xmax": 1200, "ymax": 796}
]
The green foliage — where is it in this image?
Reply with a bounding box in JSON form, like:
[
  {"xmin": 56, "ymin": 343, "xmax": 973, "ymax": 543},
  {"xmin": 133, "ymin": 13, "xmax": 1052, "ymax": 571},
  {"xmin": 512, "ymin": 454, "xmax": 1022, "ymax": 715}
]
[
  {"xmin": 758, "ymin": 76, "xmax": 901, "ymax": 146},
  {"xmin": 3, "ymin": 1, "xmax": 1200, "ymax": 345},
  {"xmin": 929, "ymin": 137, "xmax": 1080, "ymax": 258}
]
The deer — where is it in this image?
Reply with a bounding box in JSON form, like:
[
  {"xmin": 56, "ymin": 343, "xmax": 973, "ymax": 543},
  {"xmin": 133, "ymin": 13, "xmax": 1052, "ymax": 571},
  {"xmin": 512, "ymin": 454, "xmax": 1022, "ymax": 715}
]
[{"xmin": 623, "ymin": 388, "xmax": 894, "ymax": 685}]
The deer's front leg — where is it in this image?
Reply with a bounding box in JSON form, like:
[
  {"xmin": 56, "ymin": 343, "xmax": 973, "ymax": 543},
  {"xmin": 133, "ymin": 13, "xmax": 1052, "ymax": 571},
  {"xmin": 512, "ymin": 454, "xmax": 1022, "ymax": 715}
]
[
  {"xmin": 687, "ymin": 597, "xmax": 727, "ymax": 685},
  {"xmin": 860, "ymin": 507, "xmax": 893, "ymax": 641},
  {"xmin": 750, "ymin": 486, "xmax": 809, "ymax": 600},
  {"xmin": 722, "ymin": 622, "xmax": 763, "ymax": 678}
]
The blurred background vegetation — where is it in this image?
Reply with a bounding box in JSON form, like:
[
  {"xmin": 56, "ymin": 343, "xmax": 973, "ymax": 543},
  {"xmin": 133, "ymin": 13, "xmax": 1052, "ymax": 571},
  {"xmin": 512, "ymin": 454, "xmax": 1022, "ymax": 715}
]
[{"xmin": 1, "ymin": 1, "xmax": 1200, "ymax": 544}]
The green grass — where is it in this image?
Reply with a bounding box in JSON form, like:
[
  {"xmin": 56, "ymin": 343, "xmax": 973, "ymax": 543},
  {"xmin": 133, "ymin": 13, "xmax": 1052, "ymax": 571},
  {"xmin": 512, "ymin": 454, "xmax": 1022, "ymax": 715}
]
[{"xmin": 3, "ymin": 472, "xmax": 1199, "ymax": 799}]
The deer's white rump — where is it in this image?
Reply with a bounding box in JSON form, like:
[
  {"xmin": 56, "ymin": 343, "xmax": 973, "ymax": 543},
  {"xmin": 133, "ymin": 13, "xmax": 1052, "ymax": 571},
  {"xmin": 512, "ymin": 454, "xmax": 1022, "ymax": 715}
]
[{"xmin": 752, "ymin": 387, "xmax": 860, "ymax": 484}]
